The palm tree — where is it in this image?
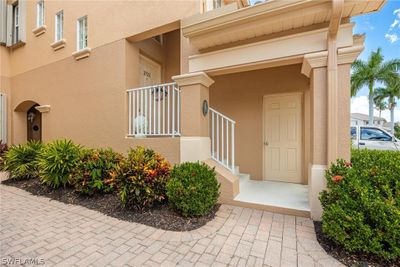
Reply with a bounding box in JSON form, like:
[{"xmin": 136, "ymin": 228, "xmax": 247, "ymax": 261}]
[
  {"xmin": 374, "ymin": 76, "xmax": 400, "ymax": 133},
  {"xmin": 351, "ymin": 48, "xmax": 400, "ymax": 125},
  {"xmin": 373, "ymin": 95, "xmax": 387, "ymax": 118}
]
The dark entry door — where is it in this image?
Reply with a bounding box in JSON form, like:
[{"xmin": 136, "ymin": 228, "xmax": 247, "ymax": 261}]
[{"xmin": 27, "ymin": 105, "xmax": 42, "ymax": 141}]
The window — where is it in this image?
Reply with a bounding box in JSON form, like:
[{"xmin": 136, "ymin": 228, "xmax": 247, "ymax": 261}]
[
  {"xmin": 360, "ymin": 127, "xmax": 392, "ymax": 141},
  {"xmin": 76, "ymin": 16, "xmax": 87, "ymax": 50},
  {"xmin": 205, "ymin": 0, "xmax": 222, "ymax": 11},
  {"xmin": 55, "ymin": 10, "xmax": 63, "ymax": 41},
  {"xmin": 36, "ymin": 0, "xmax": 44, "ymax": 27},
  {"xmin": 12, "ymin": 3, "xmax": 19, "ymax": 43},
  {"xmin": 351, "ymin": 127, "xmax": 357, "ymax": 140}
]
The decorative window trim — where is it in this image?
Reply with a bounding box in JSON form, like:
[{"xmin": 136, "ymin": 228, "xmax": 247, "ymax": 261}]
[
  {"xmin": 32, "ymin": 25, "xmax": 46, "ymax": 36},
  {"xmin": 72, "ymin": 47, "xmax": 91, "ymax": 60},
  {"xmin": 50, "ymin": 38, "xmax": 66, "ymax": 51}
]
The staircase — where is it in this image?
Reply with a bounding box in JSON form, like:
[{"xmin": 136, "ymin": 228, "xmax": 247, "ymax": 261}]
[{"xmin": 209, "ymin": 108, "xmax": 236, "ymax": 173}]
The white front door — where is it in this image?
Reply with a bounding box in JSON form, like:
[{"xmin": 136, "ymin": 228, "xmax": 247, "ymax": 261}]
[
  {"xmin": 139, "ymin": 55, "xmax": 161, "ymax": 87},
  {"xmin": 263, "ymin": 93, "xmax": 303, "ymax": 183}
]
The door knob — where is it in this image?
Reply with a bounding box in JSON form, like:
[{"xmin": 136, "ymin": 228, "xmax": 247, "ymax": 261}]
[{"xmin": 264, "ymin": 141, "xmax": 269, "ymax": 146}]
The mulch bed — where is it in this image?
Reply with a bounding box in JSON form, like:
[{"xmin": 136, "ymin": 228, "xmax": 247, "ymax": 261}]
[
  {"xmin": 2, "ymin": 178, "xmax": 219, "ymax": 232},
  {"xmin": 314, "ymin": 221, "xmax": 399, "ymax": 267}
]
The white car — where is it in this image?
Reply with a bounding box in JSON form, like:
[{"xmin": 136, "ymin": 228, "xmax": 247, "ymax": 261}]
[{"xmin": 351, "ymin": 125, "xmax": 400, "ymax": 151}]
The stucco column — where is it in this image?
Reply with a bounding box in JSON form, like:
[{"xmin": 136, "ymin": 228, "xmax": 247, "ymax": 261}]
[
  {"xmin": 308, "ymin": 67, "xmax": 328, "ymax": 220},
  {"xmin": 172, "ymin": 72, "xmax": 214, "ymax": 162}
]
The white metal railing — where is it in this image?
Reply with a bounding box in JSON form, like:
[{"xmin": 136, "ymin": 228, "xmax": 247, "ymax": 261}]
[
  {"xmin": 210, "ymin": 108, "xmax": 235, "ymax": 172},
  {"xmin": 0, "ymin": 93, "xmax": 7, "ymax": 143},
  {"xmin": 127, "ymin": 82, "xmax": 180, "ymax": 137}
]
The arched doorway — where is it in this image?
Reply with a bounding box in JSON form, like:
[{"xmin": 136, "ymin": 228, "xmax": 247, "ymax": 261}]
[{"xmin": 14, "ymin": 101, "xmax": 42, "ymax": 142}]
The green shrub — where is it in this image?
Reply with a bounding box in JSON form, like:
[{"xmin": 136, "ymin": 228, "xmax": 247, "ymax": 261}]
[
  {"xmin": 320, "ymin": 149, "xmax": 400, "ymax": 260},
  {"xmin": 38, "ymin": 140, "xmax": 81, "ymax": 188},
  {"xmin": 74, "ymin": 148, "xmax": 124, "ymax": 195},
  {"xmin": 4, "ymin": 141, "xmax": 43, "ymax": 179},
  {"xmin": 166, "ymin": 162, "xmax": 220, "ymax": 217},
  {"xmin": 118, "ymin": 146, "xmax": 171, "ymax": 209},
  {"xmin": 0, "ymin": 140, "xmax": 8, "ymax": 171}
]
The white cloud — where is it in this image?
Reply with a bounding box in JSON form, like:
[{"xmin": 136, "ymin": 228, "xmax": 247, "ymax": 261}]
[
  {"xmin": 394, "ymin": 8, "xmax": 400, "ymax": 17},
  {"xmin": 351, "ymin": 96, "xmax": 400, "ymax": 123},
  {"xmin": 385, "ymin": 33, "xmax": 399, "ymax": 43},
  {"xmin": 385, "ymin": 9, "xmax": 400, "ymax": 44},
  {"xmin": 390, "ymin": 19, "xmax": 399, "ymax": 29}
]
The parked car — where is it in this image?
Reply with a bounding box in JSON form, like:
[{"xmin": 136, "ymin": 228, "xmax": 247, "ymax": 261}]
[{"xmin": 351, "ymin": 125, "xmax": 400, "ymax": 151}]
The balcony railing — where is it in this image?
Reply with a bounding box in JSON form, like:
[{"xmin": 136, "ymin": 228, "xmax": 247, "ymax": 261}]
[{"xmin": 127, "ymin": 83, "xmax": 180, "ymax": 137}]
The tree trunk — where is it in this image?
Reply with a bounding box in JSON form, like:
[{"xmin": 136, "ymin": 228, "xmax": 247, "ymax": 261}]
[
  {"xmin": 368, "ymin": 92, "xmax": 374, "ymax": 125},
  {"xmin": 379, "ymin": 110, "xmax": 382, "ymax": 118},
  {"xmin": 390, "ymin": 102, "xmax": 395, "ymax": 134}
]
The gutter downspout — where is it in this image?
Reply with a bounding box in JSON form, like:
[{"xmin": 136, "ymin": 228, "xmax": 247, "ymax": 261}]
[{"xmin": 327, "ymin": 0, "xmax": 344, "ymax": 165}]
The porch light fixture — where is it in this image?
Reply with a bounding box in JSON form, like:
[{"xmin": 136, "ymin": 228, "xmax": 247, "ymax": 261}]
[{"xmin": 202, "ymin": 100, "xmax": 208, "ymax": 116}]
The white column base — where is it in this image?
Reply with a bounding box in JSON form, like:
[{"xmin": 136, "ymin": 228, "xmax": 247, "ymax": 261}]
[
  {"xmin": 180, "ymin": 136, "xmax": 211, "ymax": 163},
  {"xmin": 308, "ymin": 164, "xmax": 327, "ymax": 221}
]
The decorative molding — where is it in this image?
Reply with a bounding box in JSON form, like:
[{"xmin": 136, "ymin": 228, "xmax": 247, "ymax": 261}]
[
  {"xmin": 50, "ymin": 39, "xmax": 66, "ymax": 51},
  {"xmin": 301, "ymin": 43, "xmax": 364, "ymax": 77},
  {"xmin": 188, "ymin": 24, "xmax": 354, "ymax": 74},
  {"xmin": 172, "ymin": 72, "xmax": 215, "ymax": 88},
  {"xmin": 72, "ymin": 47, "xmax": 91, "ymax": 61},
  {"xmin": 35, "ymin": 105, "xmax": 50, "ymax": 113},
  {"xmin": 32, "ymin": 25, "xmax": 47, "ymax": 37}
]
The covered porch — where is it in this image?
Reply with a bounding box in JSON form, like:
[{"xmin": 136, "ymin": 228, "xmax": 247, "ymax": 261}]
[{"xmin": 124, "ymin": 0, "xmax": 383, "ymax": 219}]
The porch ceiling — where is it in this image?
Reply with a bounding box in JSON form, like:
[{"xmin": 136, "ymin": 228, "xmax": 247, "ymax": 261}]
[{"xmin": 181, "ymin": 0, "xmax": 385, "ymax": 51}]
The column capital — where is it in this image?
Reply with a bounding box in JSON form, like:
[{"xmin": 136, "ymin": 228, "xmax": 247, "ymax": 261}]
[
  {"xmin": 301, "ymin": 35, "xmax": 365, "ymax": 77},
  {"xmin": 172, "ymin": 72, "xmax": 215, "ymax": 88}
]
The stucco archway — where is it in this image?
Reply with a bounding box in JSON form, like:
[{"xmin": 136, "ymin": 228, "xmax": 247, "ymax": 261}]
[{"xmin": 14, "ymin": 100, "xmax": 42, "ymax": 142}]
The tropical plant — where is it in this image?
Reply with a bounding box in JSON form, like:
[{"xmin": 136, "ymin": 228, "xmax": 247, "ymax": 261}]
[
  {"xmin": 118, "ymin": 146, "xmax": 171, "ymax": 209},
  {"xmin": 395, "ymin": 122, "xmax": 400, "ymax": 139},
  {"xmin": 166, "ymin": 162, "xmax": 220, "ymax": 217},
  {"xmin": 373, "ymin": 94, "xmax": 387, "ymax": 118},
  {"xmin": 320, "ymin": 149, "xmax": 400, "ymax": 260},
  {"xmin": 4, "ymin": 141, "xmax": 43, "ymax": 179},
  {"xmin": 374, "ymin": 75, "xmax": 400, "ymax": 133},
  {"xmin": 0, "ymin": 140, "xmax": 8, "ymax": 170},
  {"xmin": 74, "ymin": 148, "xmax": 124, "ymax": 195},
  {"xmin": 351, "ymin": 48, "xmax": 400, "ymax": 125},
  {"xmin": 38, "ymin": 139, "xmax": 82, "ymax": 188}
]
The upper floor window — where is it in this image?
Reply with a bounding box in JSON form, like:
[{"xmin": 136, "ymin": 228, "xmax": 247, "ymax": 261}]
[
  {"xmin": 36, "ymin": 0, "xmax": 44, "ymax": 27},
  {"xmin": 76, "ymin": 16, "xmax": 87, "ymax": 51},
  {"xmin": 205, "ymin": 0, "xmax": 222, "ymax": 11},
  {"xmin": 55, "ymin": 10, "xmax": 63, "ymax": 41},
  {"xmin": 12, "ymin": 3, "xmax": 19, "ymax": 43}
]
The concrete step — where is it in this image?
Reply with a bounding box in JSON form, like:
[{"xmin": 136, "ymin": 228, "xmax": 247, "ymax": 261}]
[{"xmin": 239, "ymin": 173, "xmax": 250, "ymax": 186}]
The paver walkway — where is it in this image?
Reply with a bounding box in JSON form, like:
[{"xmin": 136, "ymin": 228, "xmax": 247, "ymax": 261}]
[{"xmin": 0, "ymin": 184, "xmax": 343, "ymax": 267}]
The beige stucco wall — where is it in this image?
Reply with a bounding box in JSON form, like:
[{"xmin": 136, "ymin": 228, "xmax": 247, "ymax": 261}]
[
  {"xmin": 209, "ymin": 64, "xmax": 310, "ymax": 182},
  {"xmin": 9, "ymin": 39, "xmax": 181, "ymax": 164},
  {"xmin": 7, "ymin": 0, "xmax": 199, "ymax": 77}
]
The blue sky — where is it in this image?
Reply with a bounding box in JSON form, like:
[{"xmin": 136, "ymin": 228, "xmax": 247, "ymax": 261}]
[{"xmin": 350, "ymin": 0, "xmax": 400, "ymax": 122}]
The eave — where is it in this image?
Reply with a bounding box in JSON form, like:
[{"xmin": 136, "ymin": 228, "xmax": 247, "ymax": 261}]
[{"xmin": 182, "ymin": 0, "xmax": 385, "ymax": 51}]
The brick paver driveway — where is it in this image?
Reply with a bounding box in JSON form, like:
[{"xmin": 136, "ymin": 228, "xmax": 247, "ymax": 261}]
[{"xmin": 0, "ymin": 184, "xmax": 343, "ymax": 267}]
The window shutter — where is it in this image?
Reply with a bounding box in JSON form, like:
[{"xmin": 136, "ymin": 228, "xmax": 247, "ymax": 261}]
[
  {"xmin": 5, "ymin": 3, "xmax": 11, "ymax": 46},
  {"xmin": 0, "ymin": 0, "xmax": 6, "ymax": 44},
  {"xmin": 18, "ymin": 0, "xmax": 26, "ymax": 43}
]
